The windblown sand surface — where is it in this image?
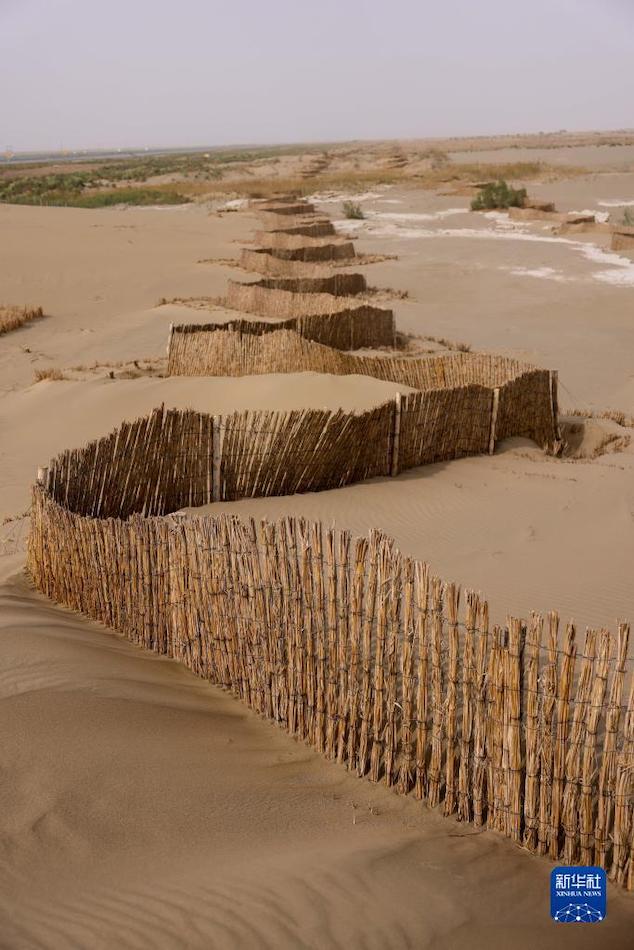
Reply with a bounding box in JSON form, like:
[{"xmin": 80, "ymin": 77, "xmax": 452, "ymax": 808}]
[{"xmin": 1, "ymin": 160, "xmax": 634, "ymax": 946}]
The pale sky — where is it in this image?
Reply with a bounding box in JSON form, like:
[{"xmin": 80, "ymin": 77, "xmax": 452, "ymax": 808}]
[{"xmin": 1, "ymin": 0, "xmax": 633, "ymax": 151}]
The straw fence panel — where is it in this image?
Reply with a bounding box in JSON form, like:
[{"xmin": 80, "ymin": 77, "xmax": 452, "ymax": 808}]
[
  {"xmin": 239, "ymin": 249, "xmax": 353, "ymax": 277},
  {"xmin": 27, "ymin": 485, "xmax": 634, "ymax": 887},
  {"xmin": 47, "ymin": 407, "xmax": 215, "ymax": 519},
  {"xmin": 245, "ymin": 273, "xmax": 367, "ymax": 296},
  {"xmin": 254, "ymin": 221, "xmax": 336, "ymax": 239},
  {"xmin": 225, "ymin": 280, "xmax": 392, "ymax": 326},
  {"xmin": 248, "ymin": 200, "xmax": 316, "ymax": 215},
  {"xmin": 250, "ymin": 241, "xmax": 355, "ymax": 263},
  {"xmin": 257, "ymin": 232, "xmax": 351, "ymax": 252},
  {"xmin": 257, "ymin": 211, "xmax": 332, "ymax": 228},
  {"xmin": 496, "ymin": 369, "xmax": 558, "ymax": 449},
  {"xmin": 219, "ymin": 404, "xmax": 393, "ymax": 500},
  {"xmin": 398, "ymin": 388, "xmax": 493, "ymax": 469},
  {"xmin": 166, "ymin": 326, "xmax": 558, "ymax": 451},
  {"xmin": 168, "ymin": 314, "xmax": 395, "ymax": 361}
]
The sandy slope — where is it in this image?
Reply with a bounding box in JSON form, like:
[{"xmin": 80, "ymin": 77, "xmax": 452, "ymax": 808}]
[
  {"xmin": 1, "ymin": 179, "xmax": 634, "ymax": 946},
  {"xmin": 1, "ymin": 571, "xmax": 633, "ymax": 950}
]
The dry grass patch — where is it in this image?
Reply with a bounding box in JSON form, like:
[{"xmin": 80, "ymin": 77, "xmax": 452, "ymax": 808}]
[
  {"xmin": 34, "ymin": 367, "xmax": 66, "ymax": 382},
  {"xmin": 0, "ymin": 305, "xmax": 44, "ymax": 336}
]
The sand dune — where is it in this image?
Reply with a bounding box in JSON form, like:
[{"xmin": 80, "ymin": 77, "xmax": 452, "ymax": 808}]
[{"xmin": 1, "ymin": 571, "xmax": 632, "ymax": 949}]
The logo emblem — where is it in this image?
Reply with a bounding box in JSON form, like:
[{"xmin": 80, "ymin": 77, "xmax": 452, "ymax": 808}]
[{"xmin": 551, "ymin": 867, "xmax": 606, "ymax": 922}]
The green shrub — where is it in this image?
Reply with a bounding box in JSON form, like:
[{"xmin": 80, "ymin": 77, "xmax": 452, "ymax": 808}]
[
  {"xmin": 342, "ymin": 200, "xmax": 365, "ymax": 219},
  {"xmin": 71, "ymin": 187, "xmax": 188, "ymax": 207},
  {"xmin": 471, "ymin": 179, "xmax": 527, "ymax": 211}
]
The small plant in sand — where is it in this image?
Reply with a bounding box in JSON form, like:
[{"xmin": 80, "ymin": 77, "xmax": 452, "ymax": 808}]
[
  {"xmin": 0, "ymin": 304, "xmax": 44, "ymax": 336},
  {"xmin": 34, "ymin": 367, "xmax": 66, "ymax": 382},
  {"xmin": 471, "ymin": 179, "xmax": 527, "ymax": 211},
  {"xmin": 342, "ymin": 200, "xmax": 365, "ymax": 220}
]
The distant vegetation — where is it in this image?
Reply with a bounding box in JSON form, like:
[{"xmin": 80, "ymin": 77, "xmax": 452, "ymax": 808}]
[
  {"xmin": 471, "ymin": 179, "xmax": 527, "ymax": 211},
  {"xmin": 0, "ymin": 141, "xmax": 581, "ymax": 208},
  {"xmin": 342, "ymin": 200, "xmax": 365, "ymax": 219},
  {"xmin": 0, "ymin": 143, "xmax": 335, "ymax": 208},
  {"xmin": 0, "ymin": 170, "xmax": 189, "ymax": 207}
]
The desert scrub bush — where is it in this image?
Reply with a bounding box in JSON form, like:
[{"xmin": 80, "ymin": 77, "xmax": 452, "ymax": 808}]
[
  {"xmin": 342, "ymin": 200, "xmax": 365, "ymax": 219},
  {"xmin": 0, "ymin": 304, "xmax": 44, "ymax": 335},
  {"xmin": 34, "ymin": 367, "xmax": 65, "ymax": 381},
  {"xmin": 471, "ymin": 180, "xmax": 527, "ymax": 211}
]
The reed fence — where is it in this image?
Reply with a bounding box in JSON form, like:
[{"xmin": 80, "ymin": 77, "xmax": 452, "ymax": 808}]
[
  {"xmin": 168, "ymin": 310, "xmax": 396, "ymax": 355},
  {"xmin": 249, "ymin": 240, "xmax": 355, "ymax": 263},
  {"xmin": 28, "ymin": 482, "xmax": 634, "ymax": 888},
  {"xmin": 28, "ymin": 193, "xmax": 628, "ymax": 891},
  {"xmin": 237, "ymin": 273, "xmax": 367, "ymax": 296},
  {"xmin": 224, "ymin": 280, "xmax": 391, "ymax": 325},
  {"xmin": 249, "ymin": 199, "xmax": 316, "ymax": 215},
  {"xmin": 240, "ymin": 249, "xmax": 356, "ymax": 277},
  {"xmin": 167, "ymin": 326, "xmax": 558, "ymax": 451},
  {"xmin": 255, "ymin": 220, "xmax": 336, "ymax": 239}
]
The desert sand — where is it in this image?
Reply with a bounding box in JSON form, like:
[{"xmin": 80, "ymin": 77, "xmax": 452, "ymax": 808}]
[{"xmin": 1, "ymin": 142, "xmax": 634, "ymax": 947}]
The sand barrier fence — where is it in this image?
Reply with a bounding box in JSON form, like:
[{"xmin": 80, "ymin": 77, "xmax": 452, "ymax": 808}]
[{"xmin": 27, "ymin": 195, "xmax": 634, "ymax": 888}]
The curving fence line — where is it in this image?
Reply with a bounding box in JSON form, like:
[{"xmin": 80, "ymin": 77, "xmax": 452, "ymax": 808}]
[
  {"xmin": 28, "ymin": 422, "xmax": 634, "ymax": 886},
  {"xmin": 167, "ymin": 325, "xmax": 558, "ymax": 452},
  {"xmin": 169, "ymin": 310, "xmax": 396, "ymax": 352},
  {"xmin": 27, "ymin": 196, "xmax": 634, "ymax": 888}
]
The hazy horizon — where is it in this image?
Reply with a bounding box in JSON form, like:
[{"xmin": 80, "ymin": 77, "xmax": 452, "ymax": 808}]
[{"xmin": 2, "ymin": 0, "xmax": 633, "ymax": 152}]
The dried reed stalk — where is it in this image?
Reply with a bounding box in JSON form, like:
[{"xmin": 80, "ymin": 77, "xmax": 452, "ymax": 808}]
[
  {"xmin": 325, "ymin": 528, "xmax": 339, "ymax": 759},
  {"xmin": 610, "ymin": 679, "xmax": 634, "ymax": 884},
  {"xmin": 487, "ymin": 625, "xmax": 506, "ymax": 832},
  {"xmin": 550, "ymin": 623, "xmax": 576, "ymax": 860},
  {"xmin": 357, "ymin": 531, "xmax": 380, "ymax": 778},
  {"xmin": 595, "ymin": 623, "xmax": 630, "ymax": 868},
  {"xmin": 346, "ymin": 538, "xmax": 368, "ymax": 770},
  {"xmin": 444, "ymin": 582, "xmax": 460, "ymax": 816},
  {"xmin": 397, "ymin": 558, "xmax": 416, "ymax": 795},
  {"xmin": 523, "ymin": 613, "xmax": 542, "ymax": 850},
  {"xmin": 336, "ymin": 531, "xmax": 351, "ymax": 763},
  {"xmin": 580, "ymin": 630, "xmax": 611, "ymax": 864},
  {"xmin": 471, "ymin": 600, "xmax": 489, "ymax": 826},
  {"xmin": 562, "ymin": 628, "xmax": 597, "ymax": 864},
  {"xmin": 537, "ymin": 612, "xmax": 559, "ymax": 855},
  {"xmin": 427, "ymin": 577, "xmax": 444, "ymax": 808},
  {"xmin": 370, "ymin": 539, "xmax": 391, "ymax": 783},
  {"xmin": 457, "ymin": 592, "xmax": 477, "ymax": 822},
  {"xmin": 384, "ymin": 550, "xmax": 401, "ymax": 787},
  {"xmin": 414, "ymin": 562, "xmax": 430, "ymax": 800},
  {"xmin": 504, "ymin": 618, "xmax": 523, "ymax": 842}
]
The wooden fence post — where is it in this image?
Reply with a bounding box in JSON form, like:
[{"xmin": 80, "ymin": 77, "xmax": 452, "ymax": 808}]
[
  {"xmin": 36, "ymin": 466, "xmax": 48, "ymax": 487},
  {"xmin": 489, "ymin": 388, "xmax": 500, "ymax": 455},
  {"xmin": 391, "ymin": 392, "xmax": 402, "ymax": 476}
]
